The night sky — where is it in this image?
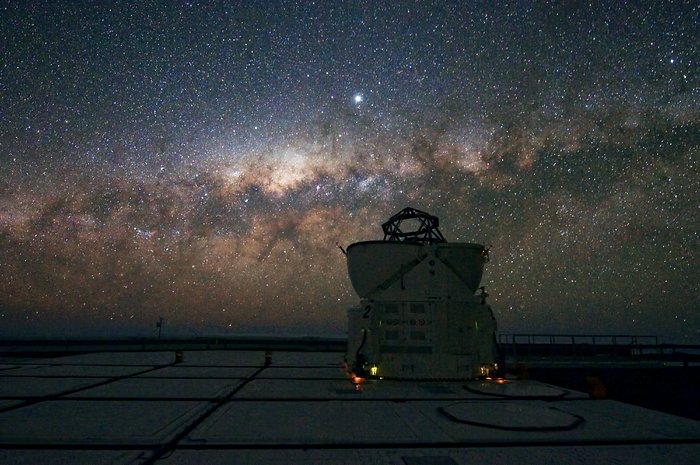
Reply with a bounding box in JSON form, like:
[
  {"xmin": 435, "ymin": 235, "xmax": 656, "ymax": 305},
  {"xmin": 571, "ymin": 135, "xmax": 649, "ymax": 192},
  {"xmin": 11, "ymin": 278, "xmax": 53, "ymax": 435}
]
[{"xmin": 1, "ymin": 1, "xmax": 698, "ymax": 342}]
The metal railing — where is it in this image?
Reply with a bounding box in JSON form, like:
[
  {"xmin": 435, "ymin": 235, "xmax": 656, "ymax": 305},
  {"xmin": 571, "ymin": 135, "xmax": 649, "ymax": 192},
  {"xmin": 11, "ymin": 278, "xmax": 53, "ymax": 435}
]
[
  {"xmin": 498, "ymin": 333, "xmax": 661, "ymax": 359},
  {"xmin": 0, "ymin": 336, "xmax": 347, "ymax": 356}
]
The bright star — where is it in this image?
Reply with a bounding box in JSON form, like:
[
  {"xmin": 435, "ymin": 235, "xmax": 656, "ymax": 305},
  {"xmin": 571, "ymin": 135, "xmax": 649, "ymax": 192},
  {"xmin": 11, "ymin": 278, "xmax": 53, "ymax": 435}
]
[{"xmin": 353, "ymin": 94, "xmax": 363, "ymax": 104}]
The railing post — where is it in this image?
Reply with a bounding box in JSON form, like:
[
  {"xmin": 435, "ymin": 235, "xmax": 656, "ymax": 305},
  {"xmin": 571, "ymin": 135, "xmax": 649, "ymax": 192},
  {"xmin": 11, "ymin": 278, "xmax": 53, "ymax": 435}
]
[{"xmin": 549, "ymin": 335, "xmax": 554, "ymax": 356}]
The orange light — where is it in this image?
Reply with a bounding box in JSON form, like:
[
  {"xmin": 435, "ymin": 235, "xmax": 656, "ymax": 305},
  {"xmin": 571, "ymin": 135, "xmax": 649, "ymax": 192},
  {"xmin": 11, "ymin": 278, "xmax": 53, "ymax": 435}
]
[{"xmin": 351, "ymin": 374, "xmax": 365, "ymax": 391}]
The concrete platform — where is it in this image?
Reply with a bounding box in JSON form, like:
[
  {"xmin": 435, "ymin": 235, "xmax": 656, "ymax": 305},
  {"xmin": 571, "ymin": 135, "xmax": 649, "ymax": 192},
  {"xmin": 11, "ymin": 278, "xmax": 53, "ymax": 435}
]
[{"xmin": 0, "ymin": 350, "xmax": 698, "ymax": 464}]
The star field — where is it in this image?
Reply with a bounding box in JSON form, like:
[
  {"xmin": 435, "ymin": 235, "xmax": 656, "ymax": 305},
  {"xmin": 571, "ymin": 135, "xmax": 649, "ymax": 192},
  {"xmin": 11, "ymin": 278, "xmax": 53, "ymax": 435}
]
[{"xmin": 1, "ymin": 1, "xmax": 698, "ymax": 341}]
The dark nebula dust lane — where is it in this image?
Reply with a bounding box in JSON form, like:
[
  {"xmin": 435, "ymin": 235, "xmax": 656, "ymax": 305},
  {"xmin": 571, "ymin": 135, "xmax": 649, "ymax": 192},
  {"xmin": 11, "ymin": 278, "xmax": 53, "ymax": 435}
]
[{"xmin": 0, "ymin": 2, "xmax": 698, "ymax": 341}]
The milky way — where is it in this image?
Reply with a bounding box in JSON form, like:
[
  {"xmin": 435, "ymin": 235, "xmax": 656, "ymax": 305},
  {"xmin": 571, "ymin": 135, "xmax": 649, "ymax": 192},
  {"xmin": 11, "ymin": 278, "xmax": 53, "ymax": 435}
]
[{"xmin": 1, "ymin": 2, "xmax": 698, "ymax": 341}]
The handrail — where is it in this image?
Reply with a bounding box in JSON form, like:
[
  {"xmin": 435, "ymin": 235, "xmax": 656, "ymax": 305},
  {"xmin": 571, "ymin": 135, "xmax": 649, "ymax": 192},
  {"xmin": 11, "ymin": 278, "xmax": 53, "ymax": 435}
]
[
  {"xmin": 498, "ymin": 333, "xmax": 659, "ymax": 345},
  {"xmin": 497, "ymin": 333, "xmax": 666, "ymax": 359}
]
